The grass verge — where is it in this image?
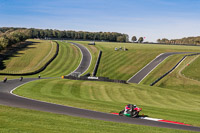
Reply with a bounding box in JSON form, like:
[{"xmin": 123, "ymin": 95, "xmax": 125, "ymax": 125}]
[
  {"xmin": 0, "ymin": 39, "xmax": 57, "ymax": 74},
  {"xmin": 141, "ymin": 54, "xmax": 187, "ymax": 85},
  {"xmin": 0, "ymin": 105, "xmax": 197, "ymax": 133},
  {"xmin": 14, "ymin": 79, "xmax": 200, "ymax": 127},
  {"xmin": 0, "ymin": 41, "xmax": 81, "ymax": 79},
  {"xmin": 37, "ymin": 41, "xmax": 81, "ymax": 77},
  {"xmin": 182, "ymin": 55, "xmax": 200, "ymax": 81}
]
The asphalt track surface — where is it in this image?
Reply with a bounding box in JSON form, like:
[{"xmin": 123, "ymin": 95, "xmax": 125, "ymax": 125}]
[
  {"xmin": 68, "ymin": 42, "xmax": 91, "ymax": 76},
  {"xmin": 0, "ymin": 43, "xmax": 200, "ymax": 131},
  {"xmin": 127, "ymin": 52, "xmax": 194, "ymax": 83}
]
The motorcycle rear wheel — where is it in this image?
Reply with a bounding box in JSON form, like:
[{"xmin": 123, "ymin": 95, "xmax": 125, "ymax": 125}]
[{"xmin": 119, "ymin": 109, "xmax": 125, "ymax": 116}]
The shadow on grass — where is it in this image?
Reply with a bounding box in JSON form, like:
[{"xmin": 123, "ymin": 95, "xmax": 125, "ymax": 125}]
[{"xmin": 0, "ymin": 41, "xmax": 39, "ymax": 70}]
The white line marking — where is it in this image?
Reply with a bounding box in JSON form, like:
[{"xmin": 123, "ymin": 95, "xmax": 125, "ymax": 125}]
[
  {"xmin": 138, "ymin": 55, "xmax": 172, "ymax": 84},
  {"xmin": 66, "ymin": 43, "xmax": 83, "ymax": 76},
  {"xmin": 66, "ymin": 42, "xmax": 92, "ymax": 76},
  {"xmin": 80, "ymin": 44, "xmax": 92, "ymax": 75},
  {"xmin": 140, "ymin": 117, "xmax": 162, "ymax": 121},
  {"xmin": 9, "ymin": 79, "xmax": 110, "ymax": 115},
  {"xmin": 127, "ymin": 53, "xmax": 164, "ymax": 83}
]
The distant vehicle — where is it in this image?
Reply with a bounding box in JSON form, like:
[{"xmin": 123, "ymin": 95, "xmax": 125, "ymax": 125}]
[
  {"xmin": 3, "ymin": 77, "xmax": 7, "ymax": 83},
  {"xmin": 88, "ymin": 42, "xmax": 95, "ymax": 45},
  {"xmin": 119, "ymin": 104, "xmax": 142, "ymax": 118}
]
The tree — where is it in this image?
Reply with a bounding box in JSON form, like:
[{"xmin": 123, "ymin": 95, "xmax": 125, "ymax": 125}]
[
  {"xmin": 138, "ymin": 37, "xmax": 144, "ymax": 43},
  {"xmin": 160, "ymin": 38, "xmax": 169, "ymax": 43},
  {"xmin": 117, "ymin": 36, "xmax": 126, "ymax": 42},
  {"xmin": 157, "ymin": 39, "xmax": 161, "ymax": 43},
  {"xmin": 131, "ymin": 36, "xmax": 137, "ymax": 42}
]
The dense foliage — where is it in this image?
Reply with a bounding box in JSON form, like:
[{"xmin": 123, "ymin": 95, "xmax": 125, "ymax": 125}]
[
  {"xmin": 0, "ymin": 29, "xmax": 30, "ymax": 51},
  {"xmin": 0, "ymin": 27, "xmax": 129, "ymax": 51},
  {"xmin": 28, "ymin": 28, "xmax": 129, "ymax": 42},
  {"xmin": 157, "ymin": 36, "xmax": 200, "ymax": 45}
]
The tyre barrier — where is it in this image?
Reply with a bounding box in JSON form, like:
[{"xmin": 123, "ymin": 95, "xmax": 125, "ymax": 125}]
[
  {"xmin": 0, "ymin": 41, "xmax": 59, "ymax": 76},
  {"xmin": 64, "ymin": 75, "xmax": 127, "ymax": 84},
  {"xmin": 150, "ymin": 53, "xmax": 200, "ymax": 86},
  {"xmin": 92, "ymin": 51, "xmax": 102, "ymax": 76}
]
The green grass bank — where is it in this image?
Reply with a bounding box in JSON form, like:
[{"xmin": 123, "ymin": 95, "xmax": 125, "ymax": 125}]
[
  {"xmin": 0, "ymin": 105, "xmax": 197, "ymax": 133},
  {"xmin": 14, "ymin": 78, "xmax": 200, "ymax": 127}
]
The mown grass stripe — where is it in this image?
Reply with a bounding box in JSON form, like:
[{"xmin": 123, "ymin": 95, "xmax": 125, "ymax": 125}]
[{"xmin": 33, "ymin": 41, "xmax": 81, "ymax": 77}]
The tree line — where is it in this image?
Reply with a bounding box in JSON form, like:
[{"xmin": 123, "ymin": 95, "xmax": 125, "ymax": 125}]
[
  {"xmin": 29, "ymin": 28, "xmax": 129, "ymax": 42},
  {"xmin": 0, "ymin": 27, "xmax": 129, "ymax": 51},
  {"xmin": 0, "ymin": 29, "xmax": 30, "ymax": 51},
  {"xmin": 1, "ymin": 27, "xmax": 129, "ymax": 42},
  {"xmin": 157, "ymin": 36, "xmax": 200, "ymax": 45}
]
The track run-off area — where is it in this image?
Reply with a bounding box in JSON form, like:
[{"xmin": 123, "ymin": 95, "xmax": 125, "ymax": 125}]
[{"xmin": 0, "ymin": 42, "xmax": 200, "ymax": 132}]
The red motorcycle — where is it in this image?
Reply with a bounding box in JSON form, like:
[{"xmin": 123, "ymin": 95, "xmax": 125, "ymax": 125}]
[{"xmin": 119, "ymin": 104, "xmax": 142, "ymax": 118}]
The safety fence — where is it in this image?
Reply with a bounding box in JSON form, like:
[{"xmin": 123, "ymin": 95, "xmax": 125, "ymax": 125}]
[
  {"xmin": 64, "ymin": 75, "xmax": 127, "ymax": 84},
  {"xmin": 92, "ymin": 50, "xmax": 102, "ymax": 76},
  {"xmin": 150, "ymin": 53, "xmax": 200, "ymax": 86}
]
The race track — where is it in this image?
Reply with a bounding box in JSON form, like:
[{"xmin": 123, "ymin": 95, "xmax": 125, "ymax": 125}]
[
  {"xmin": 68, "ymin": 42, "xmax": 91, "ymax": 75},
  {"xmin": 0, "ymin": 43, "xmax": 200, "ymax": 132},
  {"xmin": 127, "ymin": 52, "xmax": 193, "ymax": 83},
  {"xmin": 1, "ymin": 79, "xmax": 200, "ymax": 132}
]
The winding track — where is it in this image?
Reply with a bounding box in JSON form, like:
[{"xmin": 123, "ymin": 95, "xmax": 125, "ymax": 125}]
[
  {"xmin": 127, "ymin": 52, "xmax": 194, "ymax": 83},
  {"xmin": 68, "ymin": 42, "xmax": 91, "ymax": 76},
  {"xmin": 0, "ymin": 43, "xmax": 200, "ymax": 132}
]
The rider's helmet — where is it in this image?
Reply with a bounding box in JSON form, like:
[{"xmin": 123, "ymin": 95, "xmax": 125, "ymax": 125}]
[{"xmin": 125, "ymin": 104, "xmax": 131, "ymax": 110}]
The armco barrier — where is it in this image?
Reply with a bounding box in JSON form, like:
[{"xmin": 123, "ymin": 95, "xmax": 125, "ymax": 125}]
[
  {"xmin": 92, "ymin": 51, "xmax": 102, "ymax": 76},
  {"xmin": 0, "ymin": 41, "xmax": 59, "ymax": 76},
  {"xmin": 150, "ymin": 53, "xmax": 200, "ymax": 86},
  {"xmin": 64, "ymin": 75, "xmax": 127, "ymax": 84}
]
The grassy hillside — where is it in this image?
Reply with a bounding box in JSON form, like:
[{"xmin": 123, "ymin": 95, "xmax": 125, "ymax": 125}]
[
  {"xmin": 71, "ymin": 41, "xmax": 200, "ymax": 80},
  {"xmin": 0, "ymin": 39, "xmax": 57, "ymax": 74},
  {"xmin": 96, "ymin": 42, "xmax": 200, "ymax": 80},
  {"xmin": 14, "ymin": 78, "xmax": 200, "ymax": 127},
  {"xmin": 141, "ymin": 53, "xmax": 200, "ymax": 94},
  {"xmin": 2, "ymin": 40, "xmax": 200, "ymax": 132},
  {"xmin": 0, "ymin": 40, "xmax": 81, "ymax": 79},
  {"xmin": 0, "ymin": 105, "xmax": 194, "ymax": 133},
  {"xmin": 141, "ymin": 54, "xmax": 187, "ymax": 85},
  {"xmin": 37, "ymin": 41, "xmax": 81, "ymax": 77},
  {"xmin": 182, "ymin": 55, "xmax": 200, "ymax": 81}
]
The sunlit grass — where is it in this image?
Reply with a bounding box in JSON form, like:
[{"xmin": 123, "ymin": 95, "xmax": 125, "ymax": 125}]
[{"xmin": 14, "ymin": 78, "xmax": 200, "ymax": 126}]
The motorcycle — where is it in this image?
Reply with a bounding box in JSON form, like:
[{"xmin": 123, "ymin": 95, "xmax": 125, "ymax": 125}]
[{"xmin": 119, "ymin": 104, "xmax": 142, "ymax": 118}]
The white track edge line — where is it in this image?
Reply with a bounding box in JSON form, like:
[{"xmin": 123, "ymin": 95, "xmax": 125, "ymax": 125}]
[
  {"xmin": 66, "ymin": 43, "xmax": 92, "ymax": 76},
  {"xmin": 140, "ymin": 117, "xmax": 163, "ymax": 121},
  {"xmin": 66, "ymin": 43, "xmax": 83, "ymax": 76},
  {"xmin": 80, "ymin": 44, "xmax": 92, "ymax": 75},
  {"xmin": 138, "ymin": 55, "xmax": 171, "ymax": 84},
  {"xmin": 127, "ymin": 53, "xmax": 164, "ymax": 83},
  {"xmin": 9, "ymin": 79, "xmax": 106, "ymax": 115}
]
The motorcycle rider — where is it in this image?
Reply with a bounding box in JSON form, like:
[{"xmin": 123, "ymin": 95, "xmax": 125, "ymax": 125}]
[
  {"xmin": 3, "ymin": 77, "xmax": 7, "ymax": 83},
  {"xmin": 123, "ymin": 104, "xmax": 137, "ymax": 116}
]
